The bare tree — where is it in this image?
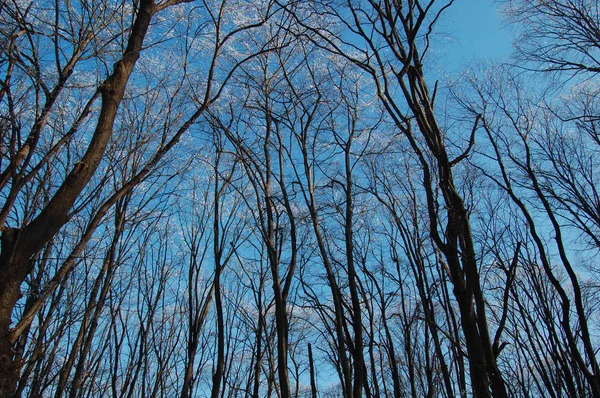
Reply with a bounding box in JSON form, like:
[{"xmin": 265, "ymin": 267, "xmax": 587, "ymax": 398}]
[
  {"xmin": 0, "ymin": 0, "xmax": 278, "ymax": 394},
  {"xmin": 2, "ymin": 0, "xmax": 600, "ymax": 397},
  {"xmin": 460, "ymin": 65, "xmax": 600, "ymax": 396},
  {"xmin": 283, "ymin": 0, "xmax": 510, "ymax": 395},
  {"xmin": 501, "ymin": 0, "xmax": 600, "ymax": 75}
]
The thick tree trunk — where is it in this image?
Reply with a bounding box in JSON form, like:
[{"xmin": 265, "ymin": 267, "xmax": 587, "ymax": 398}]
[
  {"xmin": 0, "ymin": 230, "xmax": 27, "ymax": 397},
  {"xmin": 343, "ymin": 140, "xmax": 366, "ymax": 398},
  {"xmin": 398, "ymin": 68, "xmax": 509, "ymax": 398},
  {"xmin": 0, "ymin": 2, "xmax": 156, "ymax": 396}
]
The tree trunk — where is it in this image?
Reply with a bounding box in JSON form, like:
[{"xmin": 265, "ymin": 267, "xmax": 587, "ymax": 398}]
[{"xmin": 0, "ymin": 1, "xmax": 157, "ymax": 395}]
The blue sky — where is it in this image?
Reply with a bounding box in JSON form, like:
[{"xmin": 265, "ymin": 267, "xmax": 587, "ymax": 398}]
[{"xmin": 434, "ymin": 0, "xmax": 514, "ymax": 74}]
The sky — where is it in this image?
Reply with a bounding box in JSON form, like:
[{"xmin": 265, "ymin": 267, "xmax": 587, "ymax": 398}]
[{"xmin": 434, "ymin": 0, "xmax": 514, "ymax": 75}]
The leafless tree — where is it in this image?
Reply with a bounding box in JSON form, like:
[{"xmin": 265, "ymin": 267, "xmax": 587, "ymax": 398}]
[
  {"xmin": 2, "ymin": 0, "xmax": 599, "ymax": 397},
  {"xmin": 0, "ymin": 0, "xmax": 278, "ymax": 394},
  {"xmin": 501, "ymin": 0, "xmax": 600, "ymax": 75},
  {"xmin": 284, "ymin": 0, "xmax": 510, "ymax": 395},
  {"xmin": 459, "ymin": 64, "xmax": 600, "ymax": 396}
]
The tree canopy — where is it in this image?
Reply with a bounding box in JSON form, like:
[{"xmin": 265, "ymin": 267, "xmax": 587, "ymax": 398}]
[{"xmin": 1, "ymin": 0, "xmax": 599, "ymax": 397}]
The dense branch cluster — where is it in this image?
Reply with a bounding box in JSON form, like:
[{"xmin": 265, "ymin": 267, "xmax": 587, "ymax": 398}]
[{"xmin": 0, "ymin": 0, "xmax": 599, "ymax": 397}]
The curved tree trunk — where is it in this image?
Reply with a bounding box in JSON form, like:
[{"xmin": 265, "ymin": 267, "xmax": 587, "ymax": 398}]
[{"xmin": 0, "ymin": 1, "xmax": 157, "ymax": 395}]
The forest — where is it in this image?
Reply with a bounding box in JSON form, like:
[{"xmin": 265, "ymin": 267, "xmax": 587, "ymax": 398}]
[{"xmin": 1, "ymin": 0, "xmax": 599, "ymax": 397}]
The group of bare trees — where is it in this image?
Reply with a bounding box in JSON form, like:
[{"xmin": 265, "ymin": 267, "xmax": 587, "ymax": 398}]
[{"xmin": 1, "ymin": 0, "xmax": 598, "ymax": 397}]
